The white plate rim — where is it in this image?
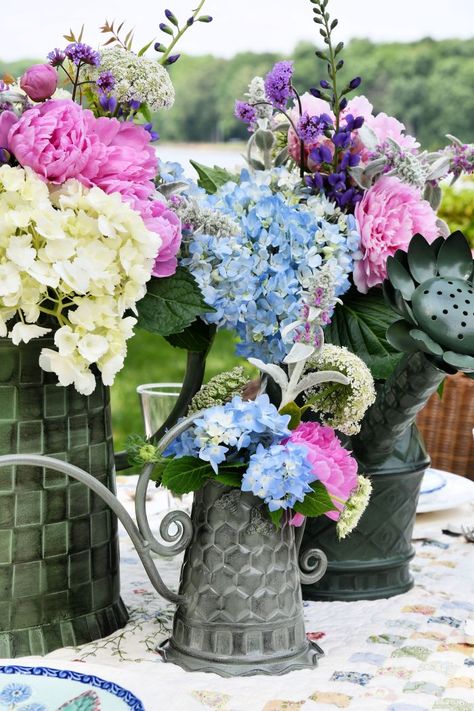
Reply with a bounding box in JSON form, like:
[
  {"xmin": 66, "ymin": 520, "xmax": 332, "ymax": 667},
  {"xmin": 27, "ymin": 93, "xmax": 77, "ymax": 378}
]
[{"xmin": 417, "ymin": 468, "xmax": 474, "ymax": 513}]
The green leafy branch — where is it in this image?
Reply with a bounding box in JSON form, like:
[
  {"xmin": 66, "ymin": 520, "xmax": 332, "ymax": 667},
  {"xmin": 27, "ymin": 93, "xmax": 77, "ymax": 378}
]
[{"xmin": 155, "ymin": 1, "xmax": 213, "ymax": 66}]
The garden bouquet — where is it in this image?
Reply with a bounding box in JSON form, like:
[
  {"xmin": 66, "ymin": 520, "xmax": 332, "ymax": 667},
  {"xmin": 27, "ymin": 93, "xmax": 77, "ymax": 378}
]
[{"xmin": 0, "ymin": 6, "xmax": 213, "ymax": 395}]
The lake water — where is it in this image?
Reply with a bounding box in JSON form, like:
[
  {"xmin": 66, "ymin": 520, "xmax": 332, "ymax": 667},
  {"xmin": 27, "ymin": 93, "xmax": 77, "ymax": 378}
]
[{"xmin": 157, "ymin": 142, "xmax": 246, "ymax": 177}]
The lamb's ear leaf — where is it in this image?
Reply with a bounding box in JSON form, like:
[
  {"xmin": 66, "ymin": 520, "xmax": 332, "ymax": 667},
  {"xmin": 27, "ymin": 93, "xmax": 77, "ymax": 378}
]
[{"xmin": 248, "ymin": 358, "xmax": 289, "ymax": 394}]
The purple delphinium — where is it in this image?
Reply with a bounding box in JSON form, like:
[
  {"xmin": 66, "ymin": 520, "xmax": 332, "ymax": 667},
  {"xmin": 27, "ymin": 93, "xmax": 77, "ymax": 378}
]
[
  {"xmin": 47, "ymin": 48, "xmax": 66, "ymax": 66},
  {"xmin": 99, "ymin": 92, "xmax": 118, "ymax": 114},
  {"xmin": 297, "ymin": 112, "xmax": 332, "ymax": 143},
  {"xmin": 96, "ymin": 71, "xmax": 115, "ymax": 93},
  {"xmin": 65, "ymin": 42, "xmax": 100, "ymax": 67},
  {"xmin": 144, "ymin": 122, "xmax": 160, "ymax": 142},
  {"xmin": 264, "ymin": 60, "xmax": 294, "ymax": 110},
  {"xmin": 234, "ymin": 100, "xmax": 257, "ymax": 128}
]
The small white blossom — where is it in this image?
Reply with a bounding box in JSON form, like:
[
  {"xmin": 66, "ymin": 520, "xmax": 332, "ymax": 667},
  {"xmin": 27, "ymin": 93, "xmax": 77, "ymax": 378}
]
[{"xmin": 10, "ymin": 323, "xmax": 51, "ymax": 345}]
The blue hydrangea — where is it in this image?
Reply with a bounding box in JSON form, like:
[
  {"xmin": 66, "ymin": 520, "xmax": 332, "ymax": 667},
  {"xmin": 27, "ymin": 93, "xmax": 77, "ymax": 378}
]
[
  {"xmin": 181, "ymin": 169, "xmax": 360, "ymax": 361},
  {"xmin": 242, "ymin": 441, "xmax": 315, "ymax": 511},
  {"xmin": 166, "ymin": 394, "xmax": 291, "ymax": 473}
]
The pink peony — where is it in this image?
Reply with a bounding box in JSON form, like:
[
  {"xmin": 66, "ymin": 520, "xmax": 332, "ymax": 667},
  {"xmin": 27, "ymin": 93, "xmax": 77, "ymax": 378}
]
[
  {"xmin": 353, "ymin": 176, "xmax": 439, "ymax": 293},
  {"xmin": 8, "ymin": 99, "xmax": 93, "ymax": 183},
  {"xmin": 80, "ymin": 116, "xmax": 157, "ymax": 202},
  {"xmin": 0, "ymin": 110, "xmax": 17, "ymax": 150},
  {"xmin": 20, "ymin": 64, "xmax": 58, "ymax": 102},
  {"xmin": 134, "ymin": 198, "xmax": 182, "ymax": 278},
  {"xmin": 288, "ymin": 93, "xmax": 418, "ymax": 164},
  {"xmin": 287, "ymin": 421, "xmax": 358, "ymax": 526}
]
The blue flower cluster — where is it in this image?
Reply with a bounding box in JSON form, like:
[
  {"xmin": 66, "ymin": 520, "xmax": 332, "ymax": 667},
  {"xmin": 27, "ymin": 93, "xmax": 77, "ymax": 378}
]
[
  {"xmin": 167, "ymin": 394, "xmax": 291, "ymax": 472},
  {"xmin": 242, "ymin": 441, "xmax": 314, "ymax": 511},
  {"xmin": 181, "ymin": 169, "xmax": 360, "ymax": 362}
]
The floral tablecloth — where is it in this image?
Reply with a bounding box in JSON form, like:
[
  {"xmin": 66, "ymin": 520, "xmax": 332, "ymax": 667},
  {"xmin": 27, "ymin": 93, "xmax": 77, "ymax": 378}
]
[{"xmin": 10, "ymin": 477, "xmax": 474, "ymax": 711}]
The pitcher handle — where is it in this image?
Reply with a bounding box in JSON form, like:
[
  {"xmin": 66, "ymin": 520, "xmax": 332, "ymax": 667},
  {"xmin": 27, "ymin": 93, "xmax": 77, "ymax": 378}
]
[
  {"xmin": 294, "ymin": 521, "xmax": 328, "ymax": 585},
  {"xmin": 0, "ymin": 454, "xmax": 189, "ymax": 605}
]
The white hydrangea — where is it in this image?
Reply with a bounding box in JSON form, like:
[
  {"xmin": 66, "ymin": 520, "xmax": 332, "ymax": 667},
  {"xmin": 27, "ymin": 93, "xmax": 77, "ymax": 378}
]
[
  {"xmin": 89, "ymin": 46, "xmax": 175, "ymax": 111},
  {"xmin": 0, "ymin": 165, "xmax": 161, "ymax": 395}
]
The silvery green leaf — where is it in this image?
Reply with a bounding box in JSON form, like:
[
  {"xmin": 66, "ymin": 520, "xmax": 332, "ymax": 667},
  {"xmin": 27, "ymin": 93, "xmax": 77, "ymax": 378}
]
[
  {"xmin": 274, "ymin": 146, "xmax": 289, "ymax": 167},
  {"xmin": 436, "ymin": 217, "xmax": 450, "ymax": 238},
  {"xmin": 157, "ymin": 181, "xmax": 189, "ymax": 198},
  {"xmin": 256, "ymin": 118, "xmax": 270, "ymax": 130},
  {"xmin": 248, "ymin": 157, "xmax": 265, "ymax": 170},
  {"xmin": 292, "ymin": 370, "xmax": 349, "ymax": 402},
  {"xmin": 364, "ymin": 158, "xmax": 387, "ymax": 180},
  {"xmin": 357, "ymin": 124, "xmax": 378, "ymax": 151},
  {"xmin": 426, "ymin": 156, "xmax": 451, "ymax": 181},
  {"xmin": 255, "ymin": 129, "xmax": 275, "ymax": 152},
  {"xmin": 446, "ymin": 133, "xmax": 464, "ymax": 147},
  {"xmin": 275, "ymin": 121, "xmax": 290, "ymax": 133},
  {"xmin": 423, "ymin": 182, "xmax": 442, "ymax": 211},
  {"xmin": 349, "ymin": 166, "xmax": 371, "ymax": 189},
  {"xmin": 283, "ymin": 342, "xmax": 315, "ymax": 364},
  {"xmin": 280, "ymin": 320, "xmax": 300, "ymax": 343},
  {"xmin": 247, "ymin": 358, "xmax": 288, "ymax": 393},
  {"xmin": 0, "ymin": 90, "xmax": 28, "ymax": 104}
]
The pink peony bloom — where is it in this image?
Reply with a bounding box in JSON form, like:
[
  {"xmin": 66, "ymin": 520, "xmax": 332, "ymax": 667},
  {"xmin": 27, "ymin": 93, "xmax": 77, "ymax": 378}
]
[
  {"xmin": 287, "ymin": 421, "xmax": 358, "ymax": 526},
  {"xmin": 353, "ymin": 176, "xmax": 439, "ymax": 293},
  {"xmin": 134, "ymin": 198, "xmax": 182, "ymax": 277},
  {"xmin": 8, "ymin": 99, "xmax": 93, "ymax": 183},
  {"xmin": 80, "ymin": 116, "xmax": 158, "ymax": 202},
  {"xmin": 20, "ymin": 64, "xmax": 58, "ymax": 102},
  {"xmin": 0, "ymin": 110, "xmax": 17, "ymax": 150},
  {"xmin": 288, "ymin": 93, "xmax": 418, "ymax": 164}
]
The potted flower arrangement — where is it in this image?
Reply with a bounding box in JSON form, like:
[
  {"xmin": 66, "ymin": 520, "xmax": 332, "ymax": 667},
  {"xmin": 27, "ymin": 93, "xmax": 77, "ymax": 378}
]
[
  {"xmin": 148, "ymin": 344, "xmax": 373, "ymax": 675},
  {"xmin": 0, "ymin": 6, "xmax": 215, "ymax": 654},
  {"xmin": 160, "ymin": 0, "xmax": 474, "ymax": 600}
]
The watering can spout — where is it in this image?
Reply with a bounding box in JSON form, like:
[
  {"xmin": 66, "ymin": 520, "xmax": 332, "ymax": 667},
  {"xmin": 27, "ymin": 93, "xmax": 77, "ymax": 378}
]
[{"xmin": 0, "ymin": 453, "xmax": 192, "ymax": 605}]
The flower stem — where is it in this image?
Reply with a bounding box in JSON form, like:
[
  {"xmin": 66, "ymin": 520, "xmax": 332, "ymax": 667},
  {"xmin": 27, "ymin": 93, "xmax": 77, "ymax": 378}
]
[{"xmin": 159, "ymin": 0, "xmax": 207, "ymax": 65}]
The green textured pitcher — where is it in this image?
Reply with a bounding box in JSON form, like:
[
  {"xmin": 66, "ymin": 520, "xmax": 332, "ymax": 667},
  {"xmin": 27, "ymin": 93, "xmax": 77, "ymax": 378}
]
[{"xmin": 0, "ymin": 338, "xmax": 128, "ymax": 656}]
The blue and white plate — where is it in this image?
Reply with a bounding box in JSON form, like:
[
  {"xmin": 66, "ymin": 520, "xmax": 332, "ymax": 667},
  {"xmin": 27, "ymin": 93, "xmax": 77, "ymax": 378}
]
[
  {"xmin": 417, "ymin": 468, "xmax": 474, "ymax": 513},
  {"xmin": 420, "ymin": 468, "xmax": 447, "ymax": 495},
  {"xmin": 0, "ymin": 666, "xmax": 144, "ymax": 711}
]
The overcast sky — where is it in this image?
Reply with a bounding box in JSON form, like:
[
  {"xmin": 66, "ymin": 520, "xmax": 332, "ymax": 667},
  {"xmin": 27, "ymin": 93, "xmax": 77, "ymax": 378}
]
[{"xmin": 2, "ymin": 0, "xmax": 473, "ymax": 62}]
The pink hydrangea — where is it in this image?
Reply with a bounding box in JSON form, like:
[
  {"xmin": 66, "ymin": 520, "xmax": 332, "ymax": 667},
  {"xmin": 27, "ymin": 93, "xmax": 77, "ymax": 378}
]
[
  {"xmin": 353, "ymin": 176, "xmax": 439, "ymax": 293},
  {"xmin": 134, "ymin": 198, "xmax": 182, "ymax": 278},
  {"xmin": 80, "ymin": 116, "xmax": 158, "ymax": 201},
  {"xmin": 8, "ymin": 99, "xmax": 93, "ymax": 183},
  {"xmin": 287, "ymin": 421, "xmax": 358, "ymax": 526}
]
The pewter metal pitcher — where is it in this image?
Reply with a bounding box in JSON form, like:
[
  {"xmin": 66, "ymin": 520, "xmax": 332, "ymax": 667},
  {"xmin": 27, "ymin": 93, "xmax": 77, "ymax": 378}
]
[{"xmin": 0, "ymin": 414, "xmax": 328, "ymax": 676}]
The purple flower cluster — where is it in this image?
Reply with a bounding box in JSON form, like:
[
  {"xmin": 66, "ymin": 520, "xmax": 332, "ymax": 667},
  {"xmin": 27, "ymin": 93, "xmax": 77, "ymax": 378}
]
[
  {"xmin": 449, "ymin": 143, "xmax": 474, "ymax": 179},
  {"xmin": 297, "ymin": 111, "xmax": 332, "ymax": 143},
  {"xmin": 96, "ymin": 71, "xmax": 115, "ymax": 93},
  {"xmin": 47, "ymin": 48, "xmax": 66, "ymax": 66},
  {"xmin": 234, "ymin": 100, "xmax": 257, "ymax": 128},
  {"xmin": 65, "ymin": 42, "xmax": 101, "ymax": 67},
  {"xmin": 264, "ymin": 61, "xmax": 294, "ymax": 110},
  {"xmin": 306, "ymin": 113, "xmax": 365, "ymax": 210}
]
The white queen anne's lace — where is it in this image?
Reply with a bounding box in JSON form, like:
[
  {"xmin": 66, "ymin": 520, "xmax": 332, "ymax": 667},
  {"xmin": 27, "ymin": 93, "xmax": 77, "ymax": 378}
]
[
  {"xmin": 89, "ymin": 46, "xmax": 175, "ymax": 111},
  {"xmin": 0, "ymin": 165, "xmax": 161, "ymax": 394}
]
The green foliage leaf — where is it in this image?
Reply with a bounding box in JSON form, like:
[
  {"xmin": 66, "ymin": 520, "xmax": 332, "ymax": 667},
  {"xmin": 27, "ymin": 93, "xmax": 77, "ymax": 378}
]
[
  {"xmin": 161, "ymin": 456, "xmax": 213, "ymax": 494},
  {"xmin": 213, "ymin": 469, "xmax": 244, "ymax": 487},
  {"xmin": 190, "ymin": 160, "xmax": 236, "ymax": 194},
  {"xmin": 293, "ymin": 481, "xmax": 336, "ymax": 518},
  {"xmin": 269, "ymin": 508, "xmax": 283, "ymax": 527},
  {"xmin": 149, "ymin": 457, "xmax": 170, "ymax": 484},
  {"xmin": 279, "ymin": 402, "xmax": 302, "ymax": 430},
  {"xmin": 165, "ymin": 319, "xmax": 216, "ymax": 353},
  {"xmin": 138, "ymin": 39, "xmax": 155, "ymax": 56},
  {"xmin": 325, "ymin": 287, "xmax": 403, "ymax": 379},
  {"xmin": 136, "ymin": 268, "xmax": 211, "ymax": 338}
]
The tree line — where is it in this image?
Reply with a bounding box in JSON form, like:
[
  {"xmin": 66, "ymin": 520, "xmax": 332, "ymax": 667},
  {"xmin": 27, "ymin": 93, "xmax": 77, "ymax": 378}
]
[{"xmin": 2, "ymin": 37, "xmax": 474, "ymax": 149}]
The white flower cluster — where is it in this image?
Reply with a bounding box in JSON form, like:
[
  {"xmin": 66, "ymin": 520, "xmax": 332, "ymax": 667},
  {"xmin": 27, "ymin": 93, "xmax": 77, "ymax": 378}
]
[
  {"xmin": 336, "ymin": 475, "xmax": 372, "ymax": 539},
  {"xmin": 0, "ymin": 165, "xmax": 160, "ymax": 394},
  {"xmin": 305, "ymin": 344, "xmax": 376, "ymax": 435},
  {"xmin": 90, "ymin": 46, "xmax": 175, "ymax": 111}
]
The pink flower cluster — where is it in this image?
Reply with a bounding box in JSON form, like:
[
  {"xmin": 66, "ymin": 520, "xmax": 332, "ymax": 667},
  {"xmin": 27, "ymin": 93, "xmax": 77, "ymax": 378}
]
[
  {"xmin": 288, "ymin": 93, "xmax": 418, "ymax": 165},
  {"xmin": 1, "ymin": 99, "xmax": 182, "ymax": 277},
  {"xmin": 286, "ymin": 421, "xmax": 358, "ymax": 526},
  {"xmin": 353, "ymin": 176, "xmax": 439, "ymax": 293}
]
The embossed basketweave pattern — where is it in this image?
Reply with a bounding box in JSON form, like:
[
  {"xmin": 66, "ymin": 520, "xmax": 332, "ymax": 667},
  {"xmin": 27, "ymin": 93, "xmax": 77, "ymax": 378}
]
[
  {"xmin": 0, "ymin": 338, "xmax": 127, "ymax": 656},
  {"xmin": 171, "ymin": 481, "xmax": 309, "ymax": 665}
]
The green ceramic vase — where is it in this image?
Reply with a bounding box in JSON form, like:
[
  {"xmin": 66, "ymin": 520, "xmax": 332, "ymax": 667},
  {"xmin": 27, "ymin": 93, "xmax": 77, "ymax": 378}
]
[{"xmin": 0, "ymin": 338, "xmax": 128, "ymax": 656}]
